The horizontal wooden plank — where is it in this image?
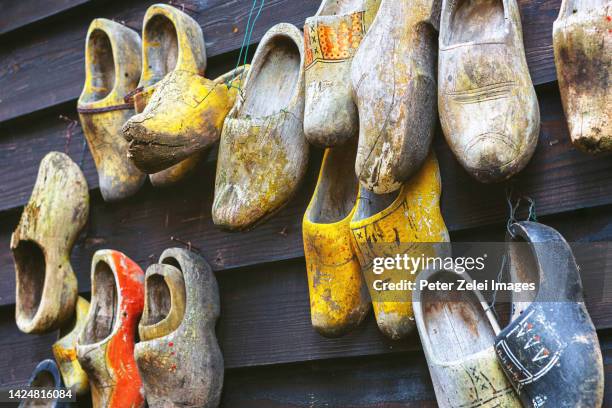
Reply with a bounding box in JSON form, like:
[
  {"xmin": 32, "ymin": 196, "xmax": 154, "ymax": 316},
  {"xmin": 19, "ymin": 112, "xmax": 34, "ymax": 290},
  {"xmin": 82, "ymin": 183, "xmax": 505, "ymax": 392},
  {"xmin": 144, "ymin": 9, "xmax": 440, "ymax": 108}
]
[
  {"xmin": 0, "ymin": 0, "xmax": 93, "ymax": 35},
  {"xmin": 0, "ymin": 0, "xmax": 320, "ymax": 124},
  {"xmin": 0, "ymin": 207, "xmax": 611, "ymax": 377},
  {"xmin": 1, "ymin": 87, "xmax": 611, "ymax": 251},
  {"xmin": 0, "ymin": 0, "xmax": 560, "ymax": 124},
  {"xmin": 2, "ymin": 309, "xmax": 612, "ymax": 408}
]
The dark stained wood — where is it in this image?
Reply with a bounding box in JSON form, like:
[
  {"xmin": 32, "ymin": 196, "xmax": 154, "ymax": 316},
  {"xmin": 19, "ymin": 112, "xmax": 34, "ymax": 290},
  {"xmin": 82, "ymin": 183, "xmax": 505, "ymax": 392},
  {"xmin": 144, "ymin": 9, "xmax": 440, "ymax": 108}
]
[
  {"xmin": 2, "ymin": 88, "xmax": 611, "ymax": 234},
  {"xmin": 0, "ymin": 0, "xmax": 94, "ymax": 35},
  {"xmin": 2, "ymin": 303, "xmax": 611, "ymax": 407},
  {"xmin": 0, "ymin": 0, "xmax": 560, "ymax": 124},
  {"xmin": 0, "ymin": 0, "xmax": 321, "ymax": 124},
  {"xmin": 0, "ymin": 209, "xmax": 611, "ymax": 373}
]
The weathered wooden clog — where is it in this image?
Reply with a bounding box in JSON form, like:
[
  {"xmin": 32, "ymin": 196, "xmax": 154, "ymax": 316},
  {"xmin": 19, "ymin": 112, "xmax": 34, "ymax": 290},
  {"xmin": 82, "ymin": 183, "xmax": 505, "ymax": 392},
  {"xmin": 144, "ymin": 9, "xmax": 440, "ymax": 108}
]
[
  {"xmin": 553, "ymin": 0, "xmax": 611, "ymax": 153},
  {"xmin": 123, "ymin": 66, "xmax": 249, "ymax": 174},
  {"xmin": 350, "ymin": 152, "xmax": 449, "ymax": 339},
  {"xmin": 350, "ymin": 0, "xmax": 440, "ymax": 194},
  {"xmin": 12, "ymin": 152, "xmax": 89, "ymax": 334},
  {"xmin": 414, "ymin": 269, "xmax": 522, "ymax": 408},
  {"xmin": 438, "ymin": 0, "xmax": 540, "ymax": 183},
  {"xmin": 77, "ymin": 250, "xmax": 145, "ymax": 408},
  {"xmin": 213, "ymin": 23, "xmax": 308, "ymax": 231},
  {"xmin": 129, "ymin": 3, "xmax": 208, "ymax": 187},
  {"xmin": 52, "ymin": 296, "xmax": 90, "ymax": 396},
  {"xmin": 77, "ymin": 18, "xmax": 145, "ymax": 202},
  {"xmin": 19, "ymin": 359, "xmax": 68, "ymax": 408},
  {"xmin": 495, "ymin": 222, "xmax": 604, "ymax": 407},
  {"xmin": 303, "ymin": 0, "xmax": 380, "ymax": 146},
  {"xmin": 303, "ymin": 142, "xmax": 370, "ymax": 337},
  {"xmin": 135, "ymin": 248, "xmax": 223, "ymax": 408}
]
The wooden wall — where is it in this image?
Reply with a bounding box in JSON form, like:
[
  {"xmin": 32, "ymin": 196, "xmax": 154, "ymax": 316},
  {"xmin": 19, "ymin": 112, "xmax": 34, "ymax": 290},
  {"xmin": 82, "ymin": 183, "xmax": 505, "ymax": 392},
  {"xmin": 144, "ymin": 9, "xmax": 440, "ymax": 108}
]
[{"xmin": 1, "ymin": 0, "xmax": 611, "ymax": 406}]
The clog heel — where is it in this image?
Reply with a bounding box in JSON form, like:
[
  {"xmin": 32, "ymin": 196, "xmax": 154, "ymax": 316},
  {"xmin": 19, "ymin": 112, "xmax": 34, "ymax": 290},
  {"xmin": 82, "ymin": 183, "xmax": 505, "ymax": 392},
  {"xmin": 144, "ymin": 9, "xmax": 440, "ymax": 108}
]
[
  {"xmin": 19, "ymin": 360, "xmax": 68, "ymax": 408},
  {"xmin": 414, "ymin": 269, "xmax": 522, "ymax": 408},
  {"xmin": 553, "ymin": 0, "xmax": 611, "ymax": 153},
  {"xmin": 303, "ymin": 141, "xmax": 370, "ymax": 337},
  {"xmin": 350, "ymin": 152, "xmax": 449, "ymax": 339},
  {"xmin": 495, "ymin": 222, "xmax": 604, "ymax": 407},
  {"xmin": 52, "ymin": 296, "xmax": 90, "ymax": 396},
  {"xmin": 351, "ymin": 0, "xmax": 440, "ymax": 194},
  {"xmin": 77, "ymin": 250, "xmax": 145, "ymax": 408},
  {"xmin": 126, "ymin": 4, "xmax": 207, "ymax": 187},
  {"xmin": 438, "ymin": 0, "xmax": 540, "ymax": 182},
  {"xmin": 123, "ymin": 65, "xmax": 249, "ymax": 175},
  {"xmin": 135, "ymin": 248, "xmax": 223, "ymax": 408},
  {"xmin": 303, "ymin": 0, "xmax": 380, "ymax": 146},
  {"xmin": 12, "ymin": 152, "xmax": 89, "ymax": 334},
  {"xmin": 213, "ymin": 23, "xmax": 308, "ymax": 231},
  {"xmin": 77, "ymin": 18, "xmax": 145, "ymax": 202}
]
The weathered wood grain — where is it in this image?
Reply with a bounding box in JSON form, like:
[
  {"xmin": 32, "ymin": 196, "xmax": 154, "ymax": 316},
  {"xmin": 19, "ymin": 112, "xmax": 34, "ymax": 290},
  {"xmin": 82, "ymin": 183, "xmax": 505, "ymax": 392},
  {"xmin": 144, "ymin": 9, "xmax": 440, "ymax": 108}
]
[
  {"xmin": 1, "ymin": 88, "xmax": 611, "ymax": 231},
  {"xmin": 1, "ymin": 299, "xmax": 612, "ymax": 408},
  {"xmin": 0, "ymin": 0, "xmax": 559, "ymax": 124},
  {"xmin": 0, "ymin": 0, "xmax": 94, "ymax": 35},
  {"xmin": 0, "ymin": 207, "xmax": 611, "ymax": 375}
]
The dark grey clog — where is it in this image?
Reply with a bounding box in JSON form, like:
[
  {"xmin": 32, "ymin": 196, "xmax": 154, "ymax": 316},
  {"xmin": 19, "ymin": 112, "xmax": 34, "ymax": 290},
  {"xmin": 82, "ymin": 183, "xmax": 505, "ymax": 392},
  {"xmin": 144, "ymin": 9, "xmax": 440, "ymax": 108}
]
[{"xmin": 495, "ymin": 221, "xmax": 604, "ymax": 408}]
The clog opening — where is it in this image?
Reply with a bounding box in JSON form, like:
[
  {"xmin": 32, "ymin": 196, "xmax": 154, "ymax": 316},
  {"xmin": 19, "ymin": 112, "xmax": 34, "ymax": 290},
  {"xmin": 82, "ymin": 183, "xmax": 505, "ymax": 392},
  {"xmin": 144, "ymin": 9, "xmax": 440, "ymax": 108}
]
[
  {"xmin": 143, "ymin": 274, "xmax": 171, "ymax": 326},
  {"xmin": 421, "ymin": 271, "xmax": 496, "ymax": 363},
  {"xmin": 81, "ymin": 261, "xmax": 117, "ymax": 345},
  {"xmin": 508, "ymin": 237, "xmax": 539, "ymax": 320},
  {"xmin": 84, "ymin": 29, "xmax": 116, "ymax": 102},
  {"xmin": 30, "ymin": 370, "xmax": 55, "ymax": 388},
  {"xmin": 447, "ymin": 0, "xmax": 505, "ymax": 44},
  {"xmin": 309, "ymin": 146, "xmax": 359, "ymax": 224},
  {"xmin": 145, "ymin": 15, "xmax": 178, "ymax": 83},
  {"xmin": 13, "ymin": 240, "xmax": 45, "ymax": 322},
  {"xmin": 352, "ymin": 188, "xmax": 396, "ymax": 223},
  {"xmin": 242, "ymin": 36, "xmax": 301, "ymax": 118}
]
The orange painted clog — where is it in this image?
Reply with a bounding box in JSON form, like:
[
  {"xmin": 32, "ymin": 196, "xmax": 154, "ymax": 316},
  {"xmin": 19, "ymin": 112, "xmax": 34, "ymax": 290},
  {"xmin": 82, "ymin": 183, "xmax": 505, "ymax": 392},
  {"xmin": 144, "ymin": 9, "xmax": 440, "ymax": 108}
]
[{"xmin": 77, "ymin": 250, "xmax": 145, "ymax": 408}]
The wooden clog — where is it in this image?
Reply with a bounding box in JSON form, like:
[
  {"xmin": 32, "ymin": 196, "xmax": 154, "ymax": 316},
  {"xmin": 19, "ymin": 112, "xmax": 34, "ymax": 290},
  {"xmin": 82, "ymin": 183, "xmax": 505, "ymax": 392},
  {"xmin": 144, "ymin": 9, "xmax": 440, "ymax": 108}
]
[
  {"xmin": 19, "ymin": 359, "xmax": 68, "ymax": 408},
  {"xmin": 350, "ymin": 0, "xmax": 440, "ymax": 194},
  {"xmin": 12, "ymin": 152, "xmax": 89, "ymax": 334},
  {"xmin": 350, "ymin": 152, "xmax": 449, "ymax": 339},
  {"xmin": 213, "ymin": 23, "xmax": 308, "ymax": 231},
  {"xmin": 303, "ymin": 142, "xmax": 370, "ymax": 337},
  {"xmin": 129, "ymin": 4, "xmax": 207, "ymax": 187},
  {"xmin": 135, "ymin": 248, "xmax": 223, "ymax": 408},
  {"xmin": 438, "ymin": 0, "xmax": 540, "ymax": 183},
  {"xmin": 303, "ymin": 0, "xmax": 380, "ymax": 146},
  {"xmin": 413, "ymin": 269, "xmax": 522, "ymax": 408},
  {"xmin": 52, "ymin": 296, "xmax": 90, "ymax": 396},
  {"xmin": 77, "ymin": 18, "xmax": 145, "ymax": 202},
  {"xmin": 495, "ymin": 222, "xmax": 604, "ymax": 407},
  {"xmin": 553, "ymin": 0, "xmax": 611, "ymax": 153},
  {"xmin": 77, "ymin": 250, "xmax": 145, "ymax": 408},
  {"xmin": 123, "ymin": 66, "xmax": 249, "ymax": 174}
]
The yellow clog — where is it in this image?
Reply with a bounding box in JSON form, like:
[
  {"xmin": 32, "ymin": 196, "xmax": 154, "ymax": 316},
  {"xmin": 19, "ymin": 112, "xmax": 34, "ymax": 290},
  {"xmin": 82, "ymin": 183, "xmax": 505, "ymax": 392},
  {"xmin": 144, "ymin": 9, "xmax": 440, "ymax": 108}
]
[
  {"xmin": 303, "ymin": 142, "xmax": 370, "ymax": 337},
  {"xmin": 350, "ymin": 152, "xmax": 450, "ymax": 340},
  {"xmin": 129, "ymin": 4, "xmax": 207, "ymax": 187},
  {"xmin": 123, "ymin": 66, "xmax": 249, "ymax": 175},
  {"xmin": 77, "ymin": 18, "xmax": 145, "ymax": 202},
  {"xmin": 52, "ymin": 297, "xmax": 90, "ymax": 395}
]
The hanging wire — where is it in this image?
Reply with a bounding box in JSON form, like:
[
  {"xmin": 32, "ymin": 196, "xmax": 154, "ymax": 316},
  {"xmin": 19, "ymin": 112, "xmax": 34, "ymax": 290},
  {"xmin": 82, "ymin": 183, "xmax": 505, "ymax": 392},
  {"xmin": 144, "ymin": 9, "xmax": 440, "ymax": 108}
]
[
  {"xmin": 230, "ymin": 0, "xmax": 266, "ymax": 93},
  {"xmin": 487, "ymin": 187, "xmax": 538, "ymax": 320}
]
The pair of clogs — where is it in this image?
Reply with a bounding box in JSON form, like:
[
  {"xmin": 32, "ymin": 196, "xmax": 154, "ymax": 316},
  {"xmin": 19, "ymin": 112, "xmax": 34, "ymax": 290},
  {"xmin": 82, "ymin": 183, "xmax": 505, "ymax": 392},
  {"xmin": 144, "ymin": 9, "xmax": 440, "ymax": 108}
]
[
  {"xmin": 70, "ymin": 248, "xmax": 222, "ymax": 408},
  {"xmin": 414, "ymin": 222, "xmax": 604, "ymax": 408},
  {"xmin": 306, "ymin": 0, "xmax": 540, "ymax": 189},
  {"xmin": 78, "ymin": 4, "xmax": 248, "ymax": 201},
  {"xmin": 304, "ymin": 143, "xmax": 449, "ymax": 339}
]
